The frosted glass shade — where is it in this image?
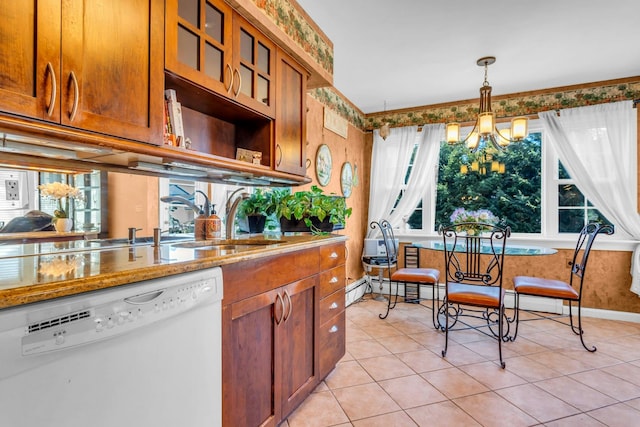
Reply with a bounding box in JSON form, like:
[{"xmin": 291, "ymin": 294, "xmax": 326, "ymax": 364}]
[
  {"xmin": 466, "ymin": 132, "xmax": 479, "ymax": 150},
  {"xmin": 497, "ymin": 128, "xmax": 511, "ymax": 147},
  {"xmin": 446, "ymin": 123, "xmax": 460, "ymax": 143},
  {"xmin": 511, "ymin": 117, "xmax": 528, "ymax": 140},
  {"xmin": 478, "ymin": 112, "xmax": 495, "ymax": 135}
]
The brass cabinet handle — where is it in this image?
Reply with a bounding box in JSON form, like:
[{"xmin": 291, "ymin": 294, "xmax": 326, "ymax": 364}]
[
  {"xmin": 329, "ymin": 325, "xmax": 339, "ymax": 333},
  {"xmin": 232, "ymin": 68, "xmax": 241, "ymax": 98},
  {"xmin": 224, "ymin": 64, "xmax": 233, "ymax": 93},
  {"xmin": 45, "ymin": 62, "xmax": 57, "ymax": 117},
  {"xmin": 282, "ymin": 290, "xmax": 293, "ymax": 322},
  {"xmin": 274, "ymin": 292, "xmax": 284, "ymax": 325},
  {"xmin": 68, "ymin": 71, "xmax": 79, "ymax": 121},
  {"xmin": 276, "ymin": 144, "xmax": 282, "ymax": 166}
]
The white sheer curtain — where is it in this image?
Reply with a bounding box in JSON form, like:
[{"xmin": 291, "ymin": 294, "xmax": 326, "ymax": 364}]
[
  {"xmin": 386, "ymin": 123, "xmax": 443, "ymax": 229},
  {"xmin": 539, "ymin": 101, "xmax": 640, "ymax": 295},
  {"xmin": 367, "ymin": 126, "xmax": 418, "ymax": 237}
]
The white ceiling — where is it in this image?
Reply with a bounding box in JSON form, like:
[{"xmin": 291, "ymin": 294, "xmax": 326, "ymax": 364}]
[{"xmin": 296, "ymin": 0, "xmax": 640, "ymax": 114}]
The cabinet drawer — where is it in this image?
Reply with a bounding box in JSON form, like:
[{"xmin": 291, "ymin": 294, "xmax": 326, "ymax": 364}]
[
  {"xmin": 319, "ymin": 243, "xmax": 345, "ymax": 270},
  {"xmin": 222, "ymin": 247, "xmax": 320, "ymax": 305},
  {"xmin": 319, "ymin": 265, "xmax": 345, "ymax": 298},
  {"xmin": 320, "ymin": 288, "xmax": 345, "ymax": 325},
  {"xmin": 319, "ymin": 311, "xmax": 346, "ymax": 379}
]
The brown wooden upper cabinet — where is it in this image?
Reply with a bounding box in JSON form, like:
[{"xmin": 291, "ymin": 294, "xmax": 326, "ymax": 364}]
[
  {"xmin": 166, "ymin": 0, "xmax": 275, "ymax": 118},
  {"xmin": 0, "ymin": 0, "xmax": 164, "ymax": 144},
  {"xmin": 275, "ymin": 49, "xmax": 308, "ymax": 176}
]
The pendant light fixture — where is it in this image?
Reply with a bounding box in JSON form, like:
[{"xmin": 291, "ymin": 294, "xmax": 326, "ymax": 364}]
[{"xmin": 446, "ymin": 57, "xmax": 528, "ymax": 152}]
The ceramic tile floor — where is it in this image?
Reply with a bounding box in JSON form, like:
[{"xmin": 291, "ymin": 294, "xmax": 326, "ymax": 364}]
[{"xmin": 282, "ymin": 296, "xmax": 640, "ymax": 426}]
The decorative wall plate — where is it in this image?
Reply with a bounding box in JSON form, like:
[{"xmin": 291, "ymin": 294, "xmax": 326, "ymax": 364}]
[
  {"xmin": 315, "ymin": 144, "xmax": 332, "ymax": 186},
  {"xmin": 341, "ymin": 162, "xmax": 353, "ymax": 198}
]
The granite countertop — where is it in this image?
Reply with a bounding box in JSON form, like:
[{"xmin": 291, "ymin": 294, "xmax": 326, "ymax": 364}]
[
  {"xmin": 0, "ymin": 231, "xmax": 98, "ymax": 243},
  {"xmin": 0, "ymin": 234, "xmax": 347, "ymax": 310}
]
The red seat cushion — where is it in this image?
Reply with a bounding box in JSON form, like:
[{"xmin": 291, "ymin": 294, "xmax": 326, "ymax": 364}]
[
  {"xmin": 514, "ymin": 275, "xmax": 579, "ymax": 300},
  {"xmin": 391, "ymin": 268, "xmax": 439, "ymax": 284},
  {"xmin": 447, "ymin": 282, "xmax": 503, "ymax": 308}
]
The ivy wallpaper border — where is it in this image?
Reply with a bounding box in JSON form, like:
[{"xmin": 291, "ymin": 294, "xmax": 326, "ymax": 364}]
[
  {"xmin": 310, "ymin": 80, "xmax": 640, "ymax": 132},
  {"xmin": 365, "ymin": 80, "xmax": 640, "ymax": 131},
  {"xmin": 251, "ymin": 0, "xmax": 333, "ymax": 75}
]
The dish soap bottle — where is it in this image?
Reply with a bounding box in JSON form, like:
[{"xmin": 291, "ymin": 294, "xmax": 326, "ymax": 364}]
[
  {"xmin": 193, "ymin": 207, "xmax": 207, "ymax": 241},
  {"xmin": 205, "ymin": 204, "xmax": 222, "ymax": 239}
]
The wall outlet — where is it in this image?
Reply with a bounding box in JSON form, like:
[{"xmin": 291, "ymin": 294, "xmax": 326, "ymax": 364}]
[{"xmin": 5, "ymin": 179, "xmax": 19, "ymax": 200}]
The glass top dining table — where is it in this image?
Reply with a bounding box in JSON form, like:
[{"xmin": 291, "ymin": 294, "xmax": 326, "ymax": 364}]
[{"xmin": 412, "ymin": 240, "xmax": 558, "ymax": 256}]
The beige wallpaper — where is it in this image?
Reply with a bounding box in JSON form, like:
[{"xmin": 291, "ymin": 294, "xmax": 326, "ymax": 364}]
[
  {"xmin": 398, "ymin": 244, "xmax": 640, "ymax": 314},
  {"xmin": 304, "ymin": 95, "xmax": 368, "ymax": 283}
]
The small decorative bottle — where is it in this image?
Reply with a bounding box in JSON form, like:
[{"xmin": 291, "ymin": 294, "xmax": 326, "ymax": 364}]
[{"xmin": 205, "ymin": 205, "xmax": 222, "ymax": 239}]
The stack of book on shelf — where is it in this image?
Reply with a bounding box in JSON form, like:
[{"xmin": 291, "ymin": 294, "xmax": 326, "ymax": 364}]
[{"xmin": 164, "ymin": 89, "xmax": 185, "ymax": 148}]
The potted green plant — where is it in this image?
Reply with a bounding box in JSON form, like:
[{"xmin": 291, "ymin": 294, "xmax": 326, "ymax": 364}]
[
  {"xmin": 276, "ymin": 185, "xmax": 352, "ymax": 233},
  {"xmin": 238, "ymin": 188, "xmax": 277, "ymax": 233}
]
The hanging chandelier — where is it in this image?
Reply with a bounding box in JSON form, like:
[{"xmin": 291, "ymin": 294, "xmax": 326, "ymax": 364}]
[
  {"xmin": 460, "ymin": 151, "xmax": 505, "ymax": 175},
  {"xmin": 446, "ymin": 56, "xmax": 528, "ymax": 152}
]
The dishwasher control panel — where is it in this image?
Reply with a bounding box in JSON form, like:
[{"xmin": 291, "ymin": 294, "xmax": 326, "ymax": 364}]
[{"xmin": 21, "ymin": 269, "xmax": 223, "ymax": 356}]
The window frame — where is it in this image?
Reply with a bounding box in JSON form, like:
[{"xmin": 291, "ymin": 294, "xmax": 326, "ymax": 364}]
[{"xmin": 396, "ymin": 120, "xmax": 634, "ymax": 251}]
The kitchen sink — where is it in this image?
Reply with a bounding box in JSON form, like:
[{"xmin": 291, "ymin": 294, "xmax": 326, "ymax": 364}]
[
  {"xmin": 169, "ymin": 239, "xmax": 285, "ymax": 253},
  {"xmin": 90, "ymin": 235, "xmax": 194, "ymax": 245},
  {"xmin": 189, "ymin": 244, "xmax": 260, "ymax": 251},
  {"xmin": 171, "ymin": 239, "xmax": 283, "ymax": 249}
]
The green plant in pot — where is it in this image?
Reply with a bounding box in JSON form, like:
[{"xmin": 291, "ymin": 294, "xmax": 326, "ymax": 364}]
[
  {"xmin": 276, "ymin": 185, "xmax": 352, "ymax": 234},
  {"xmin": 238, "ymin": 188, "xmax": 277, "ymax": 233}
]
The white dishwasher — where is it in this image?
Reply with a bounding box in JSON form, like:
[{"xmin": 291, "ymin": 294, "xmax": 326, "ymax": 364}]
[{"xmin": 0, "ymin": 268, "xmax": 223, "ymax": 427}]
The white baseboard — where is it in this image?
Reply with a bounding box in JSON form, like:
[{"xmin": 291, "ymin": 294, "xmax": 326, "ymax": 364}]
[
  {"xmin": 350, "ymin": 277, "xmax": 640, "ymax": 324},
  {"xmin": 563, "ymin": 305, "xmax": 640, "ymax": 323},
  {"xmin": 345, "ymin": 278, "xmax": 368, "ymax": 306}
]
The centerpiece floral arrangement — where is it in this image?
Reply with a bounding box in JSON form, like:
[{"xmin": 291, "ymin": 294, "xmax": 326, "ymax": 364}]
[
  {"xmin": 450, "ymin": 208, "xmax": 499, "ymax": 235},
  {"xmin": 38, "ymin": 182, "xmax": 83, "ymax": 219}
]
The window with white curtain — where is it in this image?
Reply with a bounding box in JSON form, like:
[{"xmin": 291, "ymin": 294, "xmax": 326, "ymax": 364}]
[
  {"xmin": 554, "ymin": 160, "xmax": 613, "ymax": 233},
  {"xmin": 402, "ymin": 119, "xmax": 622, "ymax": 238},
  {"xmin": 390, "ymin": 133, "xmax": 422, "ymax": 229}
]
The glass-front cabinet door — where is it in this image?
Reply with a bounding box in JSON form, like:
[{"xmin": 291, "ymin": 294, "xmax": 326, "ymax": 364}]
[
  {"xmin": 232, "ymin": 13, "xmax": 275, "ymax": 118},
  {"xmin": 166, "ymin": 0, "xmax": 234, "ymax": 96},
  {"xmin": 165, "ymin": 0, "xmax": 275, "ymax": 117}
]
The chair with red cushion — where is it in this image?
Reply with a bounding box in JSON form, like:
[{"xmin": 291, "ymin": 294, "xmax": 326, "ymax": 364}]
[
  {"xmin": 369, "ymin": 220, "xmax": 440, "ymax": 324},
  {"xmin": 512, "ymin": 222, "xmax": 614, "ymax": 352},
  {"xmin": 439, "ymin": 222, "xmax": 511, "ymax": 368}
]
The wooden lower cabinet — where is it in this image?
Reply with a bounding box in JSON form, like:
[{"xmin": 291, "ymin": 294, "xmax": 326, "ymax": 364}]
[{"xmin": 221, "ymin": 242, "xmax": 345, "ymax": 426}]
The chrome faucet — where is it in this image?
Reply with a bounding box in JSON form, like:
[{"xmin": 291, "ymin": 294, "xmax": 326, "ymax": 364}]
[
  {"xmin": 161, "ymin": 191, "xmax": 213, "ymax": 239},
  {"xmin": 160, "ymin": 189, "xmax": 210, "ymax": 215},
  {"xmin": 128, "ymin": 227, "xmax": 142, "ymax": 245},
  {"xmin": 225, "ymin": 190, "xmax": 250, "ymax": 239}
]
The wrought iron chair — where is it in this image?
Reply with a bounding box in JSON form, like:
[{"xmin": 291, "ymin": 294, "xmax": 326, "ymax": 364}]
[
  {"xmin": 511, "ymin": 222, "xmax": 614, "ymax": 352},
  {"xmin": 439, "ymin": 222, "xmax": 511, "ymax": 368},
  {"xmin": 368, "ymin": 220, "xmax": 440, "ymax": 323}
]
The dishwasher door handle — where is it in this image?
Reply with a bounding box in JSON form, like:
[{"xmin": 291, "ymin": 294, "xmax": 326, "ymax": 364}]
[{"xmin": 125, "ymin": 289, "xmax": 165, "ymax": 304}]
